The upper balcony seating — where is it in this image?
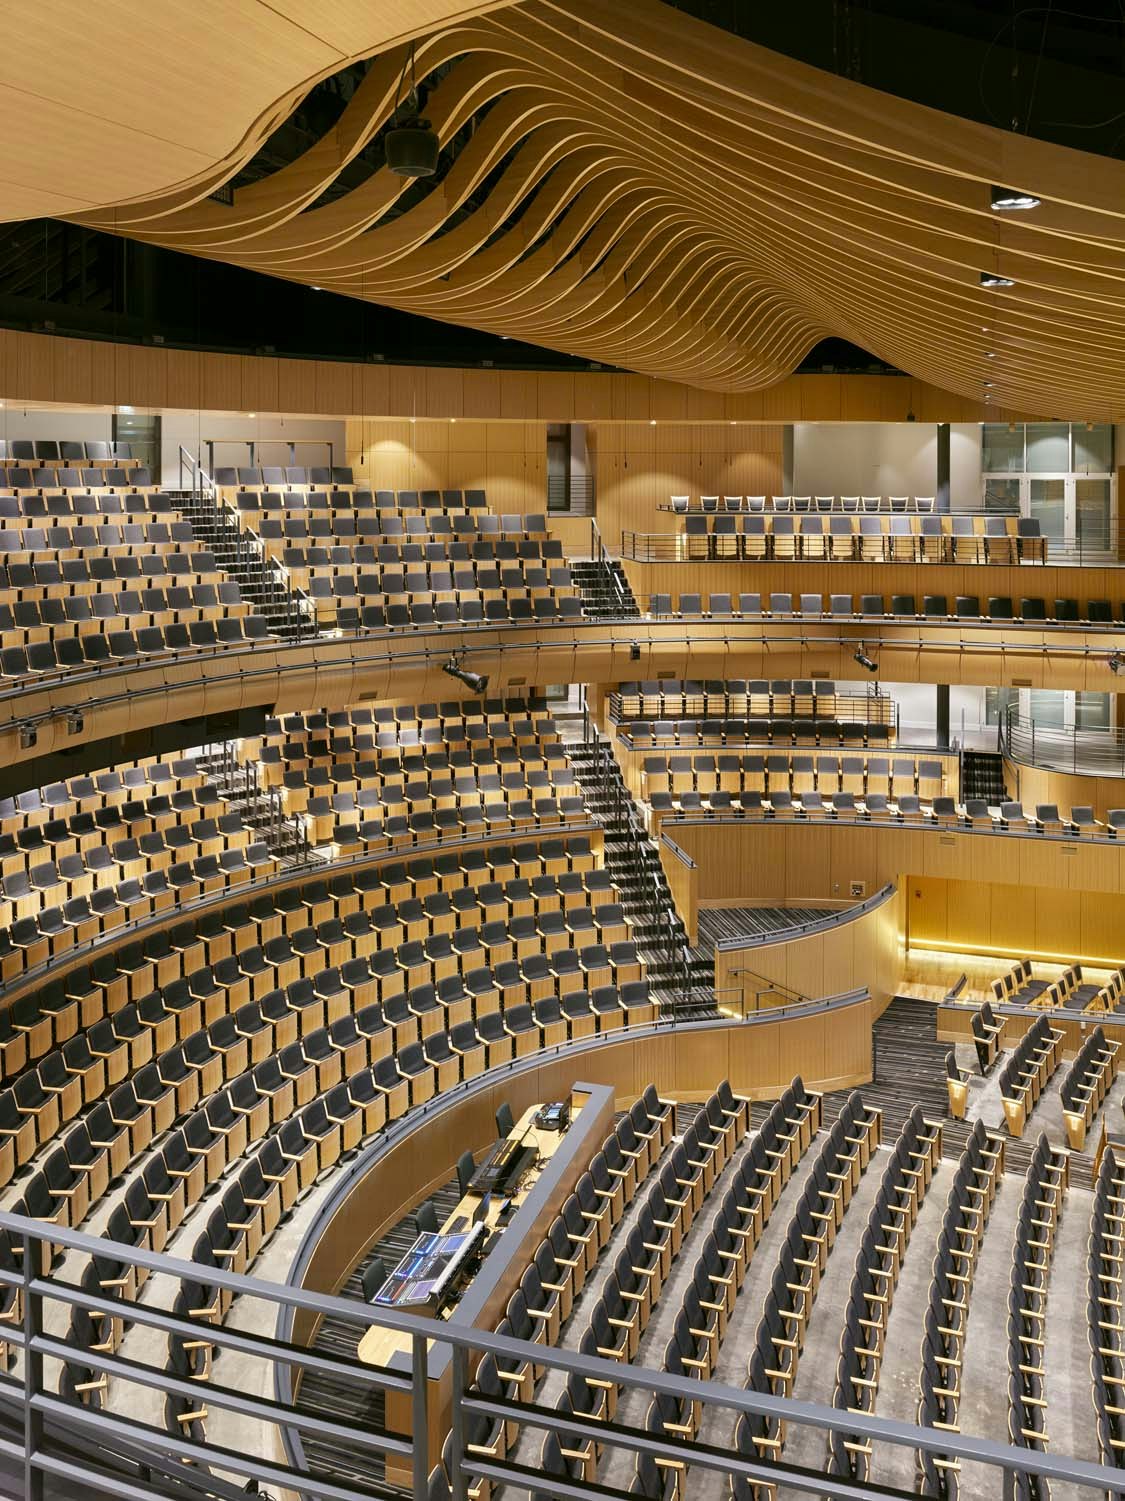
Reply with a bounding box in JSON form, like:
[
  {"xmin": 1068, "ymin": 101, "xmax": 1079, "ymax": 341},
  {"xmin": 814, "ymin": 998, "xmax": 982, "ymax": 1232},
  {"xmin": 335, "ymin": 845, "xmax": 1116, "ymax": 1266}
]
[
  {"xmin": 247, "ymin": 702, "xmax": 584, "ymax": 851},
  {"xmin": 0, "ymin": 491, "xmax": 274, "ymax": 678},
  {"xmin": 668, "ymin": 493, "xmax": 939, "ymax": 514},
  {"xmin": 613, "ymin": 680, "xmax": 896, "ymax": 745},
  {"xmin": 0, "ymin": 439, "xmax": 139, "ymax": 471},
  {"xmin": 671, "ymin": 511, "xmax": 1044, "ymax": 563},
  {"xmin": 646, "ymin": 590, "xmax": 1119, "ymax": 624},
  {"xmin": 639, "ymin": 750, "xmax": 945, "ymax": 818}
]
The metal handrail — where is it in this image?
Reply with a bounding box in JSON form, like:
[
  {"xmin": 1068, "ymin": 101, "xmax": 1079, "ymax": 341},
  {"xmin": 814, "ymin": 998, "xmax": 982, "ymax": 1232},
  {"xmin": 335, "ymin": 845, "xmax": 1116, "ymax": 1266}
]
[
  {"xmin": 1002, "ymin": 704, "xmax": 1125, "ymax": 777},
  {"xmin": 0, "ymin": 1180, "xmax": 1120, "ymax": 1501},
  {"xmin": 620, "ymin": 527, "xmax": 1113, "ymax": 566},
  {"xmin": 712, "ymin": 881, "xmax": 897, "ymax": 951},
  {"xmin": 5, "ymin": 620, "xmax": 1125, "ymax": 734}
]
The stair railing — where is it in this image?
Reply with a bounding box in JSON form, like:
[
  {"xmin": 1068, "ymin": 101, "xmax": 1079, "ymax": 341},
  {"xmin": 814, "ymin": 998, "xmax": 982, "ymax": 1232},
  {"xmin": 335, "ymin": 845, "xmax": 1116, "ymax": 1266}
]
[{"xmin": 580, "ymin": 719, "xmax": 691, "ymax": 1015}]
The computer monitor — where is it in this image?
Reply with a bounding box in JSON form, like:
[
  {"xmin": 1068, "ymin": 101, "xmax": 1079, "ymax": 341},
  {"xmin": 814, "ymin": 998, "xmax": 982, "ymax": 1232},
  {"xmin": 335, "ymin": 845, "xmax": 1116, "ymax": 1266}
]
[{"xmin": 473, "ymin": 1190, "xmax": 492, "ymax": 1226}]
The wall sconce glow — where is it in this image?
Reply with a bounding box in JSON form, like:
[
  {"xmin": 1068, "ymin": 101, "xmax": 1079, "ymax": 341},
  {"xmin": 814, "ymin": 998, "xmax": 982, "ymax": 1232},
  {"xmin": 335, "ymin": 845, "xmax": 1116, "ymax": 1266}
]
[
  {"xmin": 980, "ymin": 271, "xmax": 1015, "ymax": 288},
  {"xmin": 991, "ymin": 185, "xmax": 1040, "ymax": 211}
]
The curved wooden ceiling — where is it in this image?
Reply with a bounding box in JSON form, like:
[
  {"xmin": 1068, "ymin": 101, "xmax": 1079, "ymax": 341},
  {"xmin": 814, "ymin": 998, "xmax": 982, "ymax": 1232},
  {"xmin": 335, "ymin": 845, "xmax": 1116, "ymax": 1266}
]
[
  {"xmin": 0, "ymin": 0, "xmax": 512, "ymax": 220},
  {"xmin": 25, "ymin": 0, "xmax": 1125, "ymax": 412}
]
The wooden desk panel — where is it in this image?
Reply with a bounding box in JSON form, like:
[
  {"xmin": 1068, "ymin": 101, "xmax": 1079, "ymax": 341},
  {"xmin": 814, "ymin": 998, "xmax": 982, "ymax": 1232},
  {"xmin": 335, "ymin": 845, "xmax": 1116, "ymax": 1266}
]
[{"xmin": 355, "ymin": 1081, "xmax": 614, "ymax": 1480}]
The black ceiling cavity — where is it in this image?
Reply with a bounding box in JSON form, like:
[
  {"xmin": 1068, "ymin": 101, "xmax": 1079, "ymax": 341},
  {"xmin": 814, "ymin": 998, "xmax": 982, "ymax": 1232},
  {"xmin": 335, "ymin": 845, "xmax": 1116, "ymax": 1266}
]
[{"xmin": 668, "ymin": 0, "xmax": 1125, "ymax": 162}]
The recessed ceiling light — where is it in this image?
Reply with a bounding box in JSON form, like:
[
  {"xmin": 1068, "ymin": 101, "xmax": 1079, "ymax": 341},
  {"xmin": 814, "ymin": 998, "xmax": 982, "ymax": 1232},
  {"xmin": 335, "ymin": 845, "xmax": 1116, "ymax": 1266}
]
[
  {"xmin": 730, "ymin": 421, "xmax": 737, "ymax": 426},
  {"xmin": 311, "ymin": 285, "xmax": 322, "ymax": 292},
  {"xmin": 991, "ymin": 185, "xmax": 1040, "ymax": 212},
  {"xmin": 984, "ymin": 381, "xmax": 995, "ymax": 388},
  {"xmin": 986, "ymin": 352, "xmax": 996, "ymax": 358},
  {"xmin": 980, "ymin": 271, "xmax": 1015, "ymax": 288},
  {"xmin": 649, "ymin": 419, "xmax": 657, "ymax": 426},
  {"xmin": 409, "ymin": 417, "xmax": 416, "ymax": 424},
  {"xmin": 246, "ymin": 412, "xmax": 256, "ymax": 418}
]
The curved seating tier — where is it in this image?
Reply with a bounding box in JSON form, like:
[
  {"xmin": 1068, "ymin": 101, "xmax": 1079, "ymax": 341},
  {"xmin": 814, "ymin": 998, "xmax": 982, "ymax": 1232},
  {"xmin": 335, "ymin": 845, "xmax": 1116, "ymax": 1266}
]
[
  {"xmin": 646, "ymin": 590, "xmax": 1122, "ymax": 625},
  {"xmin": 665, "ymin": 511, "xmax": 1044, "ymax": 565}
]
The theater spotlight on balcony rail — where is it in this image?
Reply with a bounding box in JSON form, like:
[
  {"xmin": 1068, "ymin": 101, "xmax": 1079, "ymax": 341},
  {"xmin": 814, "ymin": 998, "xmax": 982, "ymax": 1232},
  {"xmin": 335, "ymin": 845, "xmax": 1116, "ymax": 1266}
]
[
  {"xmin": 853, "ymin": 645, "xmax": 878, "ymax": 673},
  {"xmin": 980, "ymin": 270, "xmax": 1016, "ymax": 288},
  {"xmin": 443, "ymin": 655, "xmax": 489, "ymax": 693},
  {"xmin": 991, "ymin": 185, "xmax": 1041, "ymax": 211},
  {"xmin": 1108, "ymin": 652, "xmax": 1125, "ymax": 675}
]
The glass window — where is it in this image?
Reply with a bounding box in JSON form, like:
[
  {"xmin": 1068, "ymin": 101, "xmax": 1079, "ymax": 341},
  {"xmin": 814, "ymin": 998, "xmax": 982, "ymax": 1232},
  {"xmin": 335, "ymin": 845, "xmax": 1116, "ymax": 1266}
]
[
  {"xmin": 983, "ymin": 477, "xmax": 1020, "ymax": 511},
  {"xmin": 981, "ymin": 424, "xmax": 1024, "ymax": 473},
  {"xmin": 1076, "ymin": 478, "xmax": 1113, "ymax": 552},
  {"xmin": 1074, "ymin": 423, "xmax": 1113, "ymax": 473},
  {"xmin": 1028, "ymin": 690, "xmax": 1067, "ymax": 729},
  {"xmin": 1029, "ymin": 479, "xmax": 1065, "ymax": 542},
  {"xmin": 1025, "ymin": 422, "xmax": 1070, "ymax": 473},
  {"xmin": 984, "ymin": 687, "xmax": 1017, "ymax": 725},
  {"xmin": 1075, "ymin": 692, "xmax": 1111, "ymax": 731}
]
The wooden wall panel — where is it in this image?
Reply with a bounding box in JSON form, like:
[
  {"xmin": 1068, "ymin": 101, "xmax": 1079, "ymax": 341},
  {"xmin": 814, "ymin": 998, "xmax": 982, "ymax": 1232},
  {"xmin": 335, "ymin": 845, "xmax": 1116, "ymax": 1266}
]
[
  {"xmin": 717, "ymin": 882, "xmax": 912, "ymax": 1014},
  {"xmin": 595, "ymin": 423, "xmax": 786, "ymax": 550},
  {"xmin": 0, "ymin": 329, "xmax": 1001, "ymax": 423},
  {"xmin": 1010, "ymin": 763, "xmax": 1125, "ymax": 824},
  {"xmin": 346, "ymin": 417, "xmax": 548, "ymax": 512},
  {"xmin": 621, "ymin": 558, "xmax": 1125, "ymax": 611}
]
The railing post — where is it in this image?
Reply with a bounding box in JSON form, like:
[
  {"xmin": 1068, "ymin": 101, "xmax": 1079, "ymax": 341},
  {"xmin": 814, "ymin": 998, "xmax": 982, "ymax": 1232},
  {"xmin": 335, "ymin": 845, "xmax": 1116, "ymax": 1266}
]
[
  {"xmin": 412, "ymin": 1331, "xmax": 429, "ymax": 1501},
  {"xmin": 450, "ymin": 1342, "xmax": 469, "ymax": 1501},
  {"xmin": 22, "ymin": 1233, "xmax": 43, "ymax": 1501}
]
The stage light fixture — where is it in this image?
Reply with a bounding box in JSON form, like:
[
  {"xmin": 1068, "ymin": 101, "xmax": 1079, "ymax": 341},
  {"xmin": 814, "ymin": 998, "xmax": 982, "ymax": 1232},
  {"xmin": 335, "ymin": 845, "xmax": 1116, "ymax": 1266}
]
[
  {"xmin": 18, "ymin": 723, "xmax": 37, "ymax": 749},
  {"xmin": 1108, "ymin": 652, "xmax": 1125, "ymax": 675},
  {"xmin": 443, "ymin": 656, "xmax": 489, "ymax": 693},
  {"xmin": 991, "ymin": 185, "xmax": 1040, "ymax": 211},
  {"xmin": 66, "ymin": 712, "xmax": 84, "ymax": 735},
  {"xmin": 853, "ymin": 647, "xmax": 878, "ymax": 673},
  {"xmin": 980, "ymin": 271, "xmax": 1015, "ymax": 288},
  {"xmin": 629, "ymin": 642, "xmax": 641, "ymax": 661},
  {"xmin": 386, "ymin": 44, "xmax": 439, "ymax": 177}
]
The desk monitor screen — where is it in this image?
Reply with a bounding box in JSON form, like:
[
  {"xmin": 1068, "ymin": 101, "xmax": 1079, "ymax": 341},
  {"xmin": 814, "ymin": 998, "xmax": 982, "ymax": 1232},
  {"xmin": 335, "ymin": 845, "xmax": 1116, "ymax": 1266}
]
[
  {"xmin": 372, "ymin": 1230, "xmax": 479, "ymax": 1308},
  {"xmin": 472, "ymin": 1191, "xmax": 492, "ymax": 1226}
]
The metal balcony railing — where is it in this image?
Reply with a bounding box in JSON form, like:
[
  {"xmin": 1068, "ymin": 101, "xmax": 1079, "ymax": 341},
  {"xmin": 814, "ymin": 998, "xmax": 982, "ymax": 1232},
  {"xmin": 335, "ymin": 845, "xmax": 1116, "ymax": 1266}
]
[{"xmin": 1002, "ymin": 705, "xmax": 1125, "ymax": 777}]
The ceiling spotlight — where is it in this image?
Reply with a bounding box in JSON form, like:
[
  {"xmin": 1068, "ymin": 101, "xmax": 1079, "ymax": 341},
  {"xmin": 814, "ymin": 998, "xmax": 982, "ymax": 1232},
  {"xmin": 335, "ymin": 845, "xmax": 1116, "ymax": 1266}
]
[
  {"xmin": 980, "ymin": 271, "xmax": 1015, "ymax": 288},
  {"xmin": 991, "ymin": 185, "xmax": 1040, "ymax": 212},
  {"xmin": 18, "ymin": 723, "xmax": 37, "ymax": 750},
  {"xmin": 1108, "ymin": 653, "xmax": 1125, "ymax": 675},
  {"xmin": 986, "ymin": 351, "xmax": 996, "ymax": 358},
  {"xmin": 443, "ymin": 656, "xmax": 489, "ymax": 694},
  {"xmin": 386, "ymin": 43, "xmax": 439, "ymax": 177},
  {"xmin": 853, "ymin": 646, "xmax": 878, "ymax": 674},
  {"xmin": 66, "ymin": 711, "xmax": 84, "ymax": 735},
  {"xmin": 311, "ymin": 285, "xmax": 323, "ymax": 292},
  {"xmin": 649, "ymin": 419, "xmax": 657, "ymax": 426}
]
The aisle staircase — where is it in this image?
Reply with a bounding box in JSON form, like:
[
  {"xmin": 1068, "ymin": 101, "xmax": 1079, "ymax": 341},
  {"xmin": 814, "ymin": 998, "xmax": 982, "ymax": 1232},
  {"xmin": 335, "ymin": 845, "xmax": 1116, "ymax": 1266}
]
[
  {"xmin": 571, "ymin": 558, "xmax": 641, "ymax": 619},
  {"xmin": 193, "ymin": 741, "xmax": 320, "ymax": 868},
  {"xmin": 960, "ymin": 748, "xmax": 1009, "ymax": 803},
  {"xmin": 565, "ymin": 730, "xmax": 714, "ymax": 1014},
  {"xmin": 171, "ymin": 484, "xmax": 312, "ymax": 642}
]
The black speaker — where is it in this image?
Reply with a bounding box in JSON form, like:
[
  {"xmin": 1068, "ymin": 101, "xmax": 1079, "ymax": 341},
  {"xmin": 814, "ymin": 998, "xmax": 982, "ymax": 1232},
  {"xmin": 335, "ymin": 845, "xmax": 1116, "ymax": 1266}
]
[{"xmin": 386, "ymin": 120, "xmax": 439, "ymax": 177}]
